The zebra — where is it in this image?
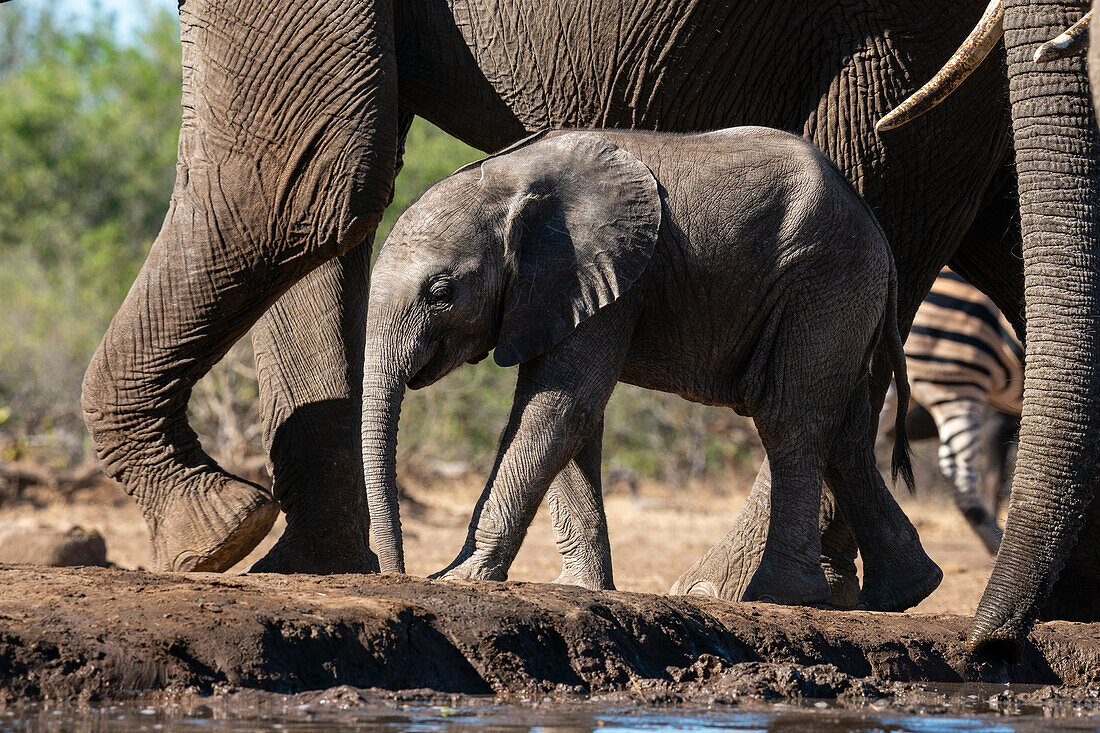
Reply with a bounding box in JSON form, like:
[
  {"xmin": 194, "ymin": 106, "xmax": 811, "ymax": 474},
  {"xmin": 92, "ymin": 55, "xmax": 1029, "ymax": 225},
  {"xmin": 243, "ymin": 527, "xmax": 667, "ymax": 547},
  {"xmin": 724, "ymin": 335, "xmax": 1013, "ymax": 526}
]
[{"xmin": 879, "ymin": 268, "xmax": 1023, "ymax": 554}]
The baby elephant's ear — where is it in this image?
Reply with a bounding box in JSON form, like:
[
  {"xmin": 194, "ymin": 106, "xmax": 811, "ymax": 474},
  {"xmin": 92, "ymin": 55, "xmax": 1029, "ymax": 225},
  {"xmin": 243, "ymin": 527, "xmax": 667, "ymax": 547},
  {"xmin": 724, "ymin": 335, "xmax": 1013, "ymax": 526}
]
[{"xmin": 490, "ymin": 132, "xmax": 661, "ymax": 367}]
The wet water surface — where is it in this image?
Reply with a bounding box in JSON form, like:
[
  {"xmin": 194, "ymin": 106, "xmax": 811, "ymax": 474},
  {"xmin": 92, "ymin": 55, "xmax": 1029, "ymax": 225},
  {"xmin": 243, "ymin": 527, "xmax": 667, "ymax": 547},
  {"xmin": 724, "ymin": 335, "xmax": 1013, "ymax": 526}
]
[{"xmin": 4, "ymin": 685, "xmax": 1100, "ymax": 733}]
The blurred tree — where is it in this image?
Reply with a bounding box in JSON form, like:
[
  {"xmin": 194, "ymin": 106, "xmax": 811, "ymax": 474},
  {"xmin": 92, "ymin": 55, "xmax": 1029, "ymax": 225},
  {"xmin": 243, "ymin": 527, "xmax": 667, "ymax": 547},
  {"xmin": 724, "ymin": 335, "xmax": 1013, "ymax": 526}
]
[{"xmin": 0, "ymin": 5, "xmax": 181, "ymax": 461}]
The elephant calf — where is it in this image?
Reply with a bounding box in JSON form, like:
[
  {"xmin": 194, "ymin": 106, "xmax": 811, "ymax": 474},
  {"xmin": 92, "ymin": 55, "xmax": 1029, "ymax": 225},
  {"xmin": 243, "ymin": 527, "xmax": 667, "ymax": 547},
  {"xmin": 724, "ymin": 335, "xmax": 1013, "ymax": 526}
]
[{"xmin": 362, "ymin": 127, "xmax": 942, "ymax": 610}]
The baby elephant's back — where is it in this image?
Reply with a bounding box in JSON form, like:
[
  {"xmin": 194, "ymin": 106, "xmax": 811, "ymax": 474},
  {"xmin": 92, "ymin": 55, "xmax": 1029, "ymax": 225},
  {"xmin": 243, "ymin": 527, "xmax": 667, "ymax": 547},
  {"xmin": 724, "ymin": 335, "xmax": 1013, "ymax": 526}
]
[{"xmin": 608, "ymin": 127, "xmax": 893, "ymax": 295}]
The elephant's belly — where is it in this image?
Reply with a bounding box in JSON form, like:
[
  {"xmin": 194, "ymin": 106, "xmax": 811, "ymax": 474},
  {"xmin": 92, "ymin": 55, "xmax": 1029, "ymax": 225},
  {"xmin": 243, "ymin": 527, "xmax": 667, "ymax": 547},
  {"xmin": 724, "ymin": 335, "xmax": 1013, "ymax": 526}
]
[{"xmin": 618, "ymin": 356, "xmax": 748, "ymax": 415}]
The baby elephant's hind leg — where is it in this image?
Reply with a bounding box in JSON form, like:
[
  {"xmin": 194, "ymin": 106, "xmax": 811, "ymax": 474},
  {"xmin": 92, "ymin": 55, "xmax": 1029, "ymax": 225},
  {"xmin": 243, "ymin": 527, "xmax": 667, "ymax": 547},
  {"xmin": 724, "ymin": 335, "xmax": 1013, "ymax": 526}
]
[
  {"xmin": 547, "ymin": 420, "xmax": 615, "ymax": 590},
  {"xmin": 742, "ymin": 421, "xmax": 838, "ymax": 606},
  {"xmin": 820, "ymin": 488, "xmax": 860, "ymax": 607},
  {"xmin": 825, "ymin": 379, "xmax": 942, "ymax": 611},
  {"xmin": 741, "ymin": 358, "xmax": 853, "ymax": 603},
  {"xmin": 740, "ymin": 299, "xmax": 869, "ymax": 606}
]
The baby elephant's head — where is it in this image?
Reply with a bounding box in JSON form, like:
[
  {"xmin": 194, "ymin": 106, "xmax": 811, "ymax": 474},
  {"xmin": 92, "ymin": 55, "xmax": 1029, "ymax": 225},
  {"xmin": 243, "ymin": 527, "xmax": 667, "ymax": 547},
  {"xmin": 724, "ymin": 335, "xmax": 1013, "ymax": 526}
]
[
  {"xmin": 368, "ymin": 131, "xmax": 661, "ymax": 385},
  {"xmin": 362, "ymin": 131, "xmax": 661, "ymax": 573}
]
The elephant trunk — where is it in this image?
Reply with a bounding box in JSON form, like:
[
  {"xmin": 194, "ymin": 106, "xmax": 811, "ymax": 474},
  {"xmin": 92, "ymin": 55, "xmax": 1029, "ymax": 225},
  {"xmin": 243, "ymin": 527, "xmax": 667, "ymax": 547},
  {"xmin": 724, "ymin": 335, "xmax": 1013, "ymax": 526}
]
[
  {"xmin": 969, "ymin": 0, "xmax": 1100, "ymax": 660},
  {"xmin": 361, "ymin": 316, "xmax": 416, "ymax": 574}
]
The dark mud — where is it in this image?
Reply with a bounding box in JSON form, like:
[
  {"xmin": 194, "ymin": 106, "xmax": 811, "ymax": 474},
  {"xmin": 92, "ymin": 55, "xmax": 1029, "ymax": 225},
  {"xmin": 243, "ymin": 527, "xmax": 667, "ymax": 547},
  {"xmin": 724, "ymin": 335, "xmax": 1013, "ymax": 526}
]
[{"xmin": 1, "ymin": 566, "xmax": 1099, "ymax": 707}]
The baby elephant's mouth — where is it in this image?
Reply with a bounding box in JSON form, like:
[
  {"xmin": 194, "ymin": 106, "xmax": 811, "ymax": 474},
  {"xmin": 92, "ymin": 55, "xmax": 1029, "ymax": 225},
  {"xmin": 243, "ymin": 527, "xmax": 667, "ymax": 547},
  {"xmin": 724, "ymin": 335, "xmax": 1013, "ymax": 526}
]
[{"xmin": 407, "ymin": 342, "xmax": 445, "ymax": 390}]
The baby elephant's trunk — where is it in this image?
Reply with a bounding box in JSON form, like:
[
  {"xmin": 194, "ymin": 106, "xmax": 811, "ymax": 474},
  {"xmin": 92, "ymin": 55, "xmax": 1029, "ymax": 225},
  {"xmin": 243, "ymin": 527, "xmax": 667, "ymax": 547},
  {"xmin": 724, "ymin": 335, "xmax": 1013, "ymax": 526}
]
[
  {"xmin": 361, "ymin": 322, "xmax": 412, "ymax": 574},
  {"xmin": 883, "ymin": 267, "xmax": 915, "ymax": 492}
]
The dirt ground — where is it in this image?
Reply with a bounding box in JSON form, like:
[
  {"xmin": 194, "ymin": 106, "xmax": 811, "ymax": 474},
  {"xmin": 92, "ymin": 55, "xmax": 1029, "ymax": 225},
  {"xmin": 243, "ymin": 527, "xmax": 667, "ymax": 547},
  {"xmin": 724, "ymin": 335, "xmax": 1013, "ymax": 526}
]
[
  {"xmin": 0, "ymin": 470, "xmax": 994, "ymax": 616},
  {"xmin": 5, "ymin": 466, "xmax": 1100, "ymax": 714},
  {"xmin": 1, "ymin": 562, "xmax": 1098, "ymax": 705}
]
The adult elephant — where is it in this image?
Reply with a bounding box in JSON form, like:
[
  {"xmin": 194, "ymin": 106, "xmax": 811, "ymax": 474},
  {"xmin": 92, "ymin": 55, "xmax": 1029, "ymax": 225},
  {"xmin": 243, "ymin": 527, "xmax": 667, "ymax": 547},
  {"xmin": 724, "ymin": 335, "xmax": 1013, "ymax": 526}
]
[{"xmin": 76, "ymin": 0, "xmax": 1095, "ymax": 657}]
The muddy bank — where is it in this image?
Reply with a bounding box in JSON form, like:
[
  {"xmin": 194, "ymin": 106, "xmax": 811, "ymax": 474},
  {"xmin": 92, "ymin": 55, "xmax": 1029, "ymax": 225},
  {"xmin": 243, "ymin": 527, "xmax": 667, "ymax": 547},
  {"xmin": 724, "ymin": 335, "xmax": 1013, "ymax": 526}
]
[{"xmin": 1, "ymin": 566, "xmax": 1098, "ymax": 702}]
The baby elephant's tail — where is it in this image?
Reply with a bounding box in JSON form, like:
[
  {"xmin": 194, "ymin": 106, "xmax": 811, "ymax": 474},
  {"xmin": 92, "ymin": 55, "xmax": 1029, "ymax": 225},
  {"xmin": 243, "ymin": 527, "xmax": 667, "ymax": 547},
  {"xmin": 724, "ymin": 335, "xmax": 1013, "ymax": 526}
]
[{"xmin": 883, "ymin": 266, "xmax": 915, "ymax": 493}]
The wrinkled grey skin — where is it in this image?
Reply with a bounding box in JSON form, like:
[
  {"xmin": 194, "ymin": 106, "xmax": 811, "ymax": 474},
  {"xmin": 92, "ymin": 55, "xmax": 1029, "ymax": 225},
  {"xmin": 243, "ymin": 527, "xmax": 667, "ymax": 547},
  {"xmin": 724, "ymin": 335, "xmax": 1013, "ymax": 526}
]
[
  {"xmin": 362, "ymin": 128, "xmax": 941, "ymax": 611},
  {"xmin": 990, "ymin": 0, "xmax": 1100, "ymax": 652},
  {"xmin": 965, "ymin": 0, "xmax": 1100, "ymax": 661},
  {"xmin": 64, "ymin": 0, "xmax": 1097, "ymax": 660}
]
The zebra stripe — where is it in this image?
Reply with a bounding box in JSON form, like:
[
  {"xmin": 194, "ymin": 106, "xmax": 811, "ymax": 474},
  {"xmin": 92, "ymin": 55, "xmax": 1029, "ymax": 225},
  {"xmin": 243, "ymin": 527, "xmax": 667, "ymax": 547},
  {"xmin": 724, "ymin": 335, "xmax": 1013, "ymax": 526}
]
[
  {"xmin": 906, "ymin": 271, "xmax": 1023, "ymax": 414},
  {"xmin": 879, "ymin": 268, "xmax": 1022, "ymax": 555}
]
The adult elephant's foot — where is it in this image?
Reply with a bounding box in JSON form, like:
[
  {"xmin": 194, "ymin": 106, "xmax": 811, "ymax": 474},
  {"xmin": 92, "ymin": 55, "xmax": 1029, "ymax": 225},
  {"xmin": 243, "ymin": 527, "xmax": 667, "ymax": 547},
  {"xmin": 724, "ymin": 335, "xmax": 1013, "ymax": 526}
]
[
  {"xmin": 670, "ymin": 474, "xmax": 768, "ymax": 599},
  {"xmin": 251, "ymin": 509, "xmax": 378, "ymax": 574},
  {"xmin": 148, "ymin": 476, "xmax": 279, "ymax": 572},
  {"xmin": 857, "ymin": 541, "xmax": 942, "ymax": 612},
  {"xmin": 670, "ymin": 535, "xmax": 749, "ymax": 599},
  {"xmin": 673, "ymin": 536, "xmax": 849, "ymax": 607},
  {"xmin": 671, "ymin": 534, "xmax": 831, "ymax": 606},
  {"xmin": 821, "ymin": 555, "xmax": 860, "ymax": 608},
  {"xmin": 672, "ymin": 460, "xmax": 834, "ymax": 606}
]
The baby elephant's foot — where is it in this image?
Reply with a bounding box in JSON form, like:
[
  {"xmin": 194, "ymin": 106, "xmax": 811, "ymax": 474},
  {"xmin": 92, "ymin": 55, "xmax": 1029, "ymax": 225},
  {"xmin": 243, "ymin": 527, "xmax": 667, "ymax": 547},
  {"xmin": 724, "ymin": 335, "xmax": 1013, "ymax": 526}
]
[
  {"xmin": 858, "ymin": 543, "xmax": 943, "ymax": 612},
  {"xmin": 743, "ymin": 554, "xmax": 831, "ymax": 606},
  {"xmin": 435, "ymin": 554, "xmax": 509, "ymax": 583},
  {"xmin": 553, "ymin": 567, "xmax": 614, "ymax": 591}
]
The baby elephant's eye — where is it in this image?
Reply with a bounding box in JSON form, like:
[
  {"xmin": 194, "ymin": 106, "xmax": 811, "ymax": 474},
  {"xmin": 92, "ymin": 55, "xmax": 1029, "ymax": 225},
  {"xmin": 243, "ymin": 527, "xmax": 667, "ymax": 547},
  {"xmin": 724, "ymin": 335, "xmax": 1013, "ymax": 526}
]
[{"xmin": 427, "ymin": 280, "xmax": 453, "ymax": 308}]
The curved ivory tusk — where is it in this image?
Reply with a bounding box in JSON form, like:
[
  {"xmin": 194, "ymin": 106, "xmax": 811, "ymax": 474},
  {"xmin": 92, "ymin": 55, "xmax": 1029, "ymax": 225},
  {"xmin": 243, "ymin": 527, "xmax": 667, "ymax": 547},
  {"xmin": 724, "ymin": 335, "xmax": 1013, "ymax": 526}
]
[
  {"xmin": 876, "ymin": 0, "xmax": 1004, "ymax": 133},
  {"xmin": 1034, "ymin": 10, "xmax": 1092, "ymax": 63}
]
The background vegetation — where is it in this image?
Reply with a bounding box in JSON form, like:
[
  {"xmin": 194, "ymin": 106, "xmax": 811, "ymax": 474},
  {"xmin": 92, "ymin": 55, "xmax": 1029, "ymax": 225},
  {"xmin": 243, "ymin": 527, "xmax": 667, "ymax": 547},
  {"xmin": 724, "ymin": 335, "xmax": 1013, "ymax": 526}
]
[{"xmin": 0, "ymin": 5, "xmax": 764, "ymax": 488}]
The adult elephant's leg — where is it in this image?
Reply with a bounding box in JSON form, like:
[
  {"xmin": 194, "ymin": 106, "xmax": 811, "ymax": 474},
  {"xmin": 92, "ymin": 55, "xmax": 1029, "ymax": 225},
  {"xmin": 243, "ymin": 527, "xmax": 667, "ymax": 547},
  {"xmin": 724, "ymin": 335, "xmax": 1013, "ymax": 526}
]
[
  {"xmin": 248, "ymin": 248, "xmax": 376, "ymax": 573},
  {"xmin": 251, "ymin": 112, "xmax": 415, "ymax": 574},
  {"xmin": 80, "ymin": 0, "xmax": 399, "ymax": 571},
  {"xmin": 971, "ymin": 0, "xmax": 1100, "ymax": 658}
]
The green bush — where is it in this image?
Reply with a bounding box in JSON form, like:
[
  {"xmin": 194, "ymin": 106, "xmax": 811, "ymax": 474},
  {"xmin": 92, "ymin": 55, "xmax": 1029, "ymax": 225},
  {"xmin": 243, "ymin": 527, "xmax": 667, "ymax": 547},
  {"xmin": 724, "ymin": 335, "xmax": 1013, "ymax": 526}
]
[
  {"xmin": 0, "ymin": 6, "xmax": 181, "ymax": 463},
  {"xmin": 0, "ymin": 5, "xmax": 762, "ymax": 486}
]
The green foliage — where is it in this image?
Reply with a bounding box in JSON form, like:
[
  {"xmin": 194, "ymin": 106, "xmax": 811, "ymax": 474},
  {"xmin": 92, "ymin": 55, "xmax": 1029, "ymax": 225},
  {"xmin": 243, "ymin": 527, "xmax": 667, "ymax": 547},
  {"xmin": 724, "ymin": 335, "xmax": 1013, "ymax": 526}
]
[
  {"xmin": 0, "ymin": 5, "xmax": 762, "ymax": 485},
  {"xmin": 0, "ymin": 5, "xmax": 182, "ymax": 461}
]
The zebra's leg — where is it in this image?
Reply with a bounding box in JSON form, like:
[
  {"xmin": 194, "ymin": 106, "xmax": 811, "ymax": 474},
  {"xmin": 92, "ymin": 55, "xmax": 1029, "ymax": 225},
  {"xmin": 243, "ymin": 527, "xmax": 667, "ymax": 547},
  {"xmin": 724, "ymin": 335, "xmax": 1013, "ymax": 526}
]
[{"xmin": 929, "ymin": 398, "xmax": 1003, "ymax": 554}]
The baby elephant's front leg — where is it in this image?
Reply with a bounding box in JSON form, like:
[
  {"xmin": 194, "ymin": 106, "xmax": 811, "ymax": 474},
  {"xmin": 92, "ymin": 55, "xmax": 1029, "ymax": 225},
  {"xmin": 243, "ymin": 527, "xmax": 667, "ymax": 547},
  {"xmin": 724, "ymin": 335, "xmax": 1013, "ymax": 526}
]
[
  {"xmin": 438, "ymin": 319, "xmax": 628, "ymax": 583},
  {"xmin": 548, "ymin": 419, "xmax": 614, "ymax": 590},
  {"xmin": 439, "ymin": 385, "xmax": 610, "ymax": 582}
]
